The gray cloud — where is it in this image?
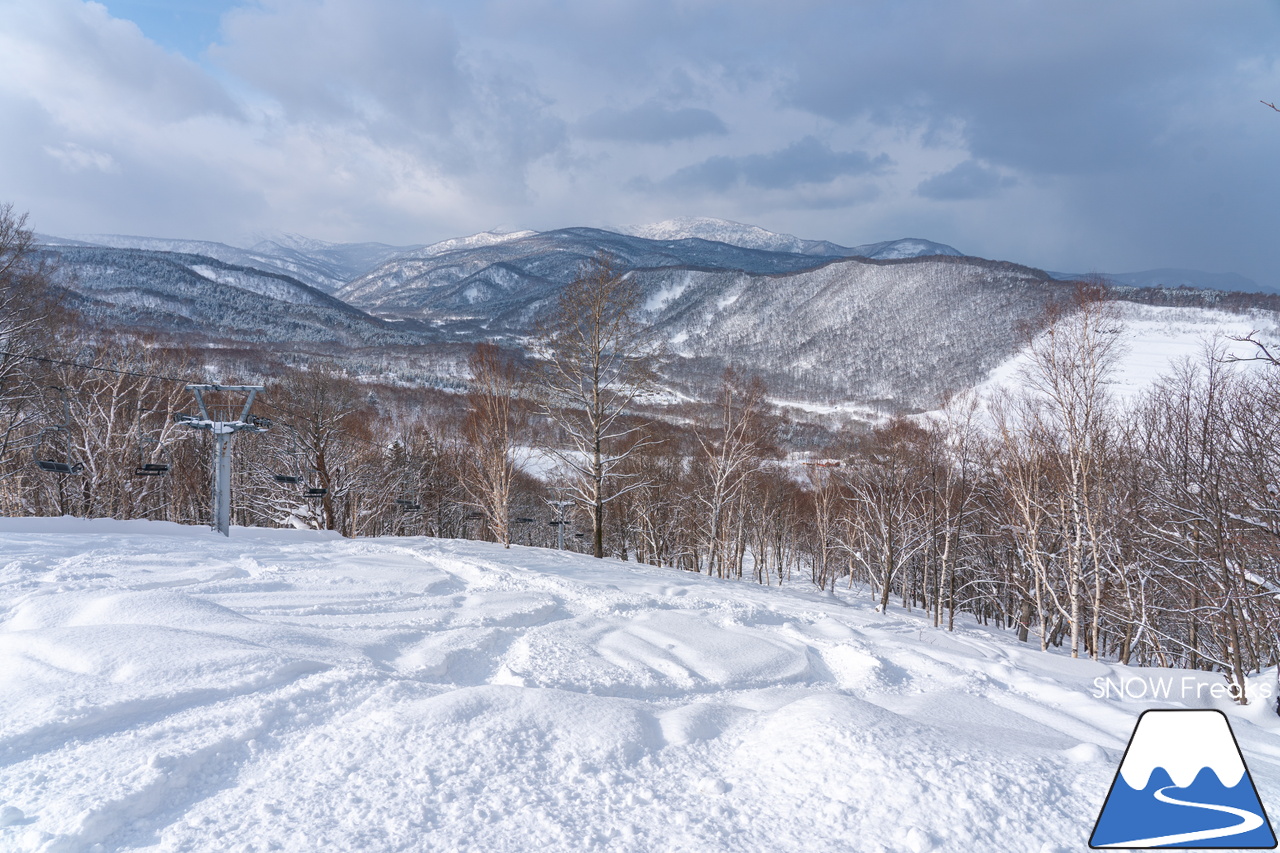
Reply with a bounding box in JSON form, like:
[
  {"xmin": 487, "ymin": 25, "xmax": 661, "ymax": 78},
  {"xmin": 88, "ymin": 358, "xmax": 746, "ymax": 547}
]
[
  {"xmin": 577, "ymin": 102, "xmax": 726, "ymax": 143},
  {"xmin": 917, "ymin": 160, "xmax": 1016, "ymax": 201},
  {"xmin": 1, "ymin": 0, "xmax": 1278, "ymax": 288},
  {"xmin": 659, "ymin": 137, "xmax": 892, "ymax": 193}
]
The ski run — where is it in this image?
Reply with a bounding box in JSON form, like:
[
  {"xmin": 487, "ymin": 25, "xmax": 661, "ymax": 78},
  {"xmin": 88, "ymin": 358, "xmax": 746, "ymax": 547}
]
[{"xmin": 0, "ymin": 516, "xmax": 1276, "ymax": 852}]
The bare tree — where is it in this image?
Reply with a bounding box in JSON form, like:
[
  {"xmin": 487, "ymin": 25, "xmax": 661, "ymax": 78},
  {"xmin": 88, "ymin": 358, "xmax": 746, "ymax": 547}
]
[
  {"xmin": 537, "ymin": 253, "xmax": 658, "ymax": 558},
  {"xmin": 692, "ymin": 369, "xmax": 771, "ymax": 578},
  {"xmin": 1018, "ymin": 284, "xmax": 1125, "ymax": 658},
  {"xmin": 461, "ymin": 343, "xmax": 527, "ymax": 547},
  {"xmin": 0, "ymin": 204, "xmax": 59, "ymax": 486},
  {"xmin": 268, "ymin": 367, "xmax": 372, "ymax": 534}
]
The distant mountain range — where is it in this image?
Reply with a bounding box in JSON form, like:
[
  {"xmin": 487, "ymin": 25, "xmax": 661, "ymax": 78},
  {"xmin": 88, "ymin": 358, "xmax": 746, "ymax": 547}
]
[
  {"xmin": 618, "ymin": 217, "xmax": 964, "ymax": 260},
  {"xmin": 41, "ymin": 232, "xmax": 421, "ymax": 294},
  {"xmin": 33, "ymin": 218, "xmax": 1279, "ymax": 411},
  {"xmin": 1049, "ymin": 267, "xmax": 1265, "ymax": 293}
]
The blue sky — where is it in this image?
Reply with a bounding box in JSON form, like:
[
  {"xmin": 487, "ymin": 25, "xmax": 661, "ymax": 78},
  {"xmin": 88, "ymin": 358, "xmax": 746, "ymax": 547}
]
[{"xmin": 1, "ymin": 0, "xmax": 1277, "ymax": 287}]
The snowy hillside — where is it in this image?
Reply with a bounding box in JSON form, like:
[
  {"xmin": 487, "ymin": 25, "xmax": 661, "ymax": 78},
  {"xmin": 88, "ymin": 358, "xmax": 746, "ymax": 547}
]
[
  {"xmin": 971, "ymin": 302, "xmax": 1280, "ymax": 405},
  {"xmin": 1, "ymin": 517, "xmax": 1275, "ymax": 852}
]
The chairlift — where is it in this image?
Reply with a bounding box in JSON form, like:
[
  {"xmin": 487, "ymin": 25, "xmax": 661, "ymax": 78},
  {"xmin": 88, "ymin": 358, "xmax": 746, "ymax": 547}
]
[
  {"xmin": 133, "ymin": 404, "xmax": 170, "ymax": 477},
  {"xmin": 33, "ymin": 388, "xmax": 83, "ymax": 475},
  {"xmin": 395, "ymin": 498, "xmax": 421, "ymax": 511},
  {"xmin": 270, "ymin": 430, "xmax": 316, "ymax": 491}
]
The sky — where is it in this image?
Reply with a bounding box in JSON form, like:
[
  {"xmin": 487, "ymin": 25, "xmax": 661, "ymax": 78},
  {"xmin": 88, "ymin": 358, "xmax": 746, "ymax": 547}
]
[{"xmin": 0, "ymin": 0, "xmax": 1277, "ymax": 286}]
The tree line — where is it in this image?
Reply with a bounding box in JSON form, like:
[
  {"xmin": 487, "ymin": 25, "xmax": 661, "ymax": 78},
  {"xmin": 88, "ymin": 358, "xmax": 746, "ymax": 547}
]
[{"xmin": 2, "ymin": 205, "xmax": 1276, "ymax": 703}]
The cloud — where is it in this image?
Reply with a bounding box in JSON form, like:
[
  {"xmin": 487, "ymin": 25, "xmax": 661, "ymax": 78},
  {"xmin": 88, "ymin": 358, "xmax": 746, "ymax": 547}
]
[
  {"xmin": 577, "ymin": 102, "xmax": 727, "ymax": 143},
  {"xmin": 1, "ymin": 0, "xmax": 1278, "ymax": 290},
  {"xmin": 658, "ymin": 136, "xmax": 892, "ymax": 193},
  {"xmin": 43, "ymin": 142, "xmax": 118, "ymax": 174},
  {"xmin": 916, "ymin": 160, "xmax": 1015, "ymax": 201}
]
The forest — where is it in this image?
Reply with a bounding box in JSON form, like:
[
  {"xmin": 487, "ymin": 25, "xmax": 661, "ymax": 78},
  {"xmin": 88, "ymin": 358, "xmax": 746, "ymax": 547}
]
[{"xmin": 2, "ymin": 204, "xmax": 1277, "ymax": 705}]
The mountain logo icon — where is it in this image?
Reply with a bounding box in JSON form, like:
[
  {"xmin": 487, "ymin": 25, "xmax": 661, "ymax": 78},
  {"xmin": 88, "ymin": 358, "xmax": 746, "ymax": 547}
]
[{"xmin": 1090, "ymin": 709, "xmax": 1276, "ymax": 848}]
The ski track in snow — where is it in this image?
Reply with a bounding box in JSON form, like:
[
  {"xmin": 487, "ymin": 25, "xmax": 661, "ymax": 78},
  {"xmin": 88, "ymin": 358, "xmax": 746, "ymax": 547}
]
[{"xmin": 0, "ymin": 518, "xmax": 1276, "ymax": 852}]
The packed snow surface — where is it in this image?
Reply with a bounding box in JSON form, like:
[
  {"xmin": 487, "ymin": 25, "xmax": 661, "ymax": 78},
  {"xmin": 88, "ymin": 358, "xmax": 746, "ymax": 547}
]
[{"xmin": 1, "ymin": 518, "xmax": 1276, "ymax": 853}]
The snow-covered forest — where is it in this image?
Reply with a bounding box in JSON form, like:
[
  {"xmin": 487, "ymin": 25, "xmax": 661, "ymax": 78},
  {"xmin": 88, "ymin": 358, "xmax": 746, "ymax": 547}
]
[{"xmin": 2, "ymin": 207, "xmax": 1277, "ymax": 710}]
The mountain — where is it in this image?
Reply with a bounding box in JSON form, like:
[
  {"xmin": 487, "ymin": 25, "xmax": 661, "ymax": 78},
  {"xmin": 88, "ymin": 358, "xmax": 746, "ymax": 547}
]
[
  {"xmin": 1050, "ymin": 267, "xmax": 1266, "ymax": 293},
  {"xmin": 66, "ymin": 233, "xmax": 420, "ymax": 294},
  {"xmin": 40, "ymin": 220, "xmax": 1280, "ymax": 414},
  {"xmin": 621, "ymin": 217, "xmax": 964, "ymax": 260},
  {"xmin": 847, "ymin": 237, "xmax": 965, "ymax": 260},
  {"xmin": 344, "ymin": 229, "xmax": 1060, "ymax": 407},
  {"xmin": 38, "ymin": 244, "xmax": 429, "ymax": 348},
  {"xmin": 337, "ymin": 226, "xmax": 850, "ymax": 319}
]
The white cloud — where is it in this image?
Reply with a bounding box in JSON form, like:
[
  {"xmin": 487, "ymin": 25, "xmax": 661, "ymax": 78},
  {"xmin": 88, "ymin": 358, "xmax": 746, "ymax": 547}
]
[{"xmin": 43, "ymin": 142, "xmax": 119, "ymax": 173}]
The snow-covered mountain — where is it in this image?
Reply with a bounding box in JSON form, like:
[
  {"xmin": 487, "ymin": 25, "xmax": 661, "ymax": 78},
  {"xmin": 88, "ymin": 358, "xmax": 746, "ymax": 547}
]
[
  {"xmin": 1, "ymin": 516, "xmax": 1275, "ymax": 852},
  {"xmin": 621, "ymin": 217, "xmax": 854, "ymax": 256},
  {"xmin": 621, "ymin": 217, "xmax": 963, "ymax": 260},
  {"xmin": 340, "ymin": 225, "xmax": 1059, "ymax": 407},
  {"xmin": 337, "ymin": 226, "xmax": 848, "ymax": 317},
  {"xmin": 848, "ymin": 237, "xmax": 965, "ymax": 260},
  {"xmin": 37, "ymin": 244, "xmax": 427, "ymax": 348},
  {"xmin": 66, "ymin": 233, "xmax": 420, "ymax": 294},
  {"xmin": 39, "ymin": 220, "xmax": 1280, "ymax": 412}
]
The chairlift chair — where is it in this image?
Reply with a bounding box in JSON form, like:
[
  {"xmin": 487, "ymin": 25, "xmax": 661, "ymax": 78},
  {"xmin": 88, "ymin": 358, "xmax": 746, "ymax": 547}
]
[
  {"xmin": 33, "ymin": 388, "xmax": 83, "ymax": 475},
  {"xmin": 395, "ymin": 498, "xmax": 421, "ymax": 511},
  {"xmin": 33, "ymin": 426, "xmax": 83, "ymax": 475},
  {"xmin": 133, "ymin": 412, "xmax": 170, "ymax": 476}
]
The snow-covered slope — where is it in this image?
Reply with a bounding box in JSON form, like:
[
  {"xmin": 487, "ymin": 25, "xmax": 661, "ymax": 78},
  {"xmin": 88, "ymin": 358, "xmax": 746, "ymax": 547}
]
[
  {"xmin": 1, "ymin": 517, "xmax": 1275, "ymax": 852},
  {"xmin": 970, "ymin": 302, "xmax": 1280, "ymax": 405}
]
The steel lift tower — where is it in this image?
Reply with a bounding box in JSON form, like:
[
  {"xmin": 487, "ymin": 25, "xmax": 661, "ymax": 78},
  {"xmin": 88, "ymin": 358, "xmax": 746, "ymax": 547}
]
[{"xmin": 176, "ymin": 384, "xmax": 269, "ymax": 536}]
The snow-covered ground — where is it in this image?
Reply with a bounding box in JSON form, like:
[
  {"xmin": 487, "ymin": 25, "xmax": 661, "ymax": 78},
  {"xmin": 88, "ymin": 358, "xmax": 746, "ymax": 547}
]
[
  {"xmin": 974, "ymin": 303, "xmax": 1279, "ymax": 407},
  {"xmin": 1, "ymin": 518, "xmax": 1276, "ymax": 853}
]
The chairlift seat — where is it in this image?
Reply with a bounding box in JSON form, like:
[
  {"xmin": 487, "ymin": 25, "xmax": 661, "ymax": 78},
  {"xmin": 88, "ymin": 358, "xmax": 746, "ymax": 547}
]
[
  {"xmin": 36, "ymin": 459, "xmax": 82, "ymax": 475},
  {"xmin": 305, "ymin": 487, "xmax": 327, "ymax": 497},
  {"xmin": 135, "ymin": 463, "xmax": 169, "ymax": 476},
  {"xmin": 395, "ymin": 499, "xmax": 421, "ymax": 511},
  {"xmin": 274, "ymin": 474, "xmax": 301, "ymax": 484}
]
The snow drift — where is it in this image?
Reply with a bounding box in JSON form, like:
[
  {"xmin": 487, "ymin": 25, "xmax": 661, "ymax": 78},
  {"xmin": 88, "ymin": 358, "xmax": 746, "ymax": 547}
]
[{"xmin": 0, "ymin": 517, "xmax": 1275, "ymax": 852}]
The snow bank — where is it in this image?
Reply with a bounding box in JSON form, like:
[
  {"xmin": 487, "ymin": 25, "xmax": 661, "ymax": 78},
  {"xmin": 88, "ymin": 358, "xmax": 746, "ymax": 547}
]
[{"xmin": 0, "ymin": 517, "xmax": 1275, "ymax": 852}]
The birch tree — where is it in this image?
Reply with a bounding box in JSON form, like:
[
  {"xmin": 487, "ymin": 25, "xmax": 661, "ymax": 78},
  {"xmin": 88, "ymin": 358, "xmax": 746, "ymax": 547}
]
[{"xmin": 538, "ymin": 253, "xmax": 658, "ymax": 558}]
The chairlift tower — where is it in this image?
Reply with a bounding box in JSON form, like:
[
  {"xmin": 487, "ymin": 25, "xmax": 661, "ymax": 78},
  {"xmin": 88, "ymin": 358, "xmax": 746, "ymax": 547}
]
[
  {"xmin": 175, "ymin": 384, "xmax": 269, "ymax": 537},
  {"xmin": 547, "ymin": 499, "xmax": 573, "ymax": 550}
]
